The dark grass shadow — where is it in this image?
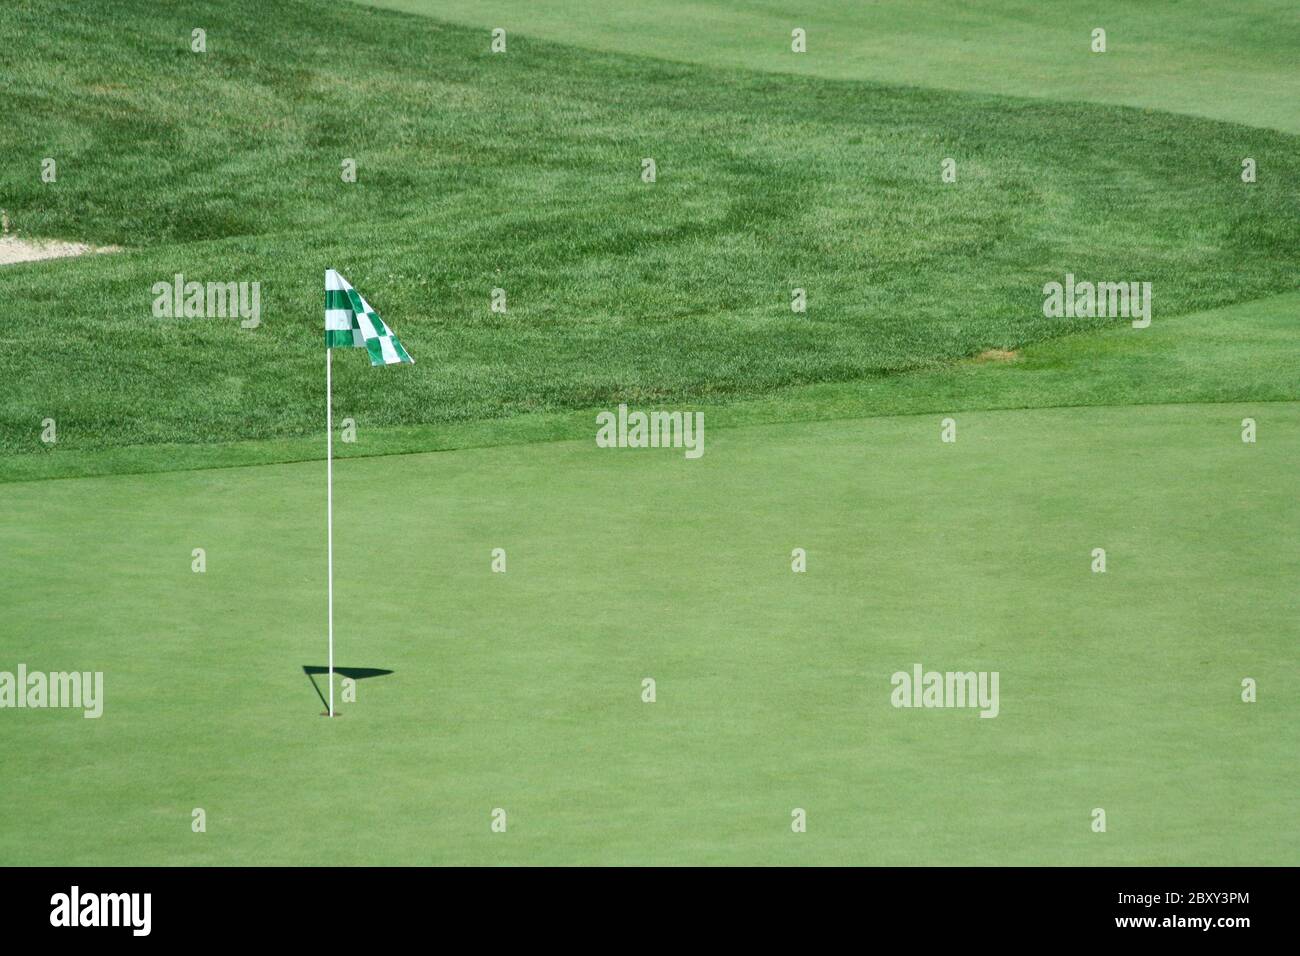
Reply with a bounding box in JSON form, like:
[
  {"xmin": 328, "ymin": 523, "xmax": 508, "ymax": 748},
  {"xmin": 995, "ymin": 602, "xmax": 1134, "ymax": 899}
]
[{"xmin": 303, "ymin": 665, "xmax": 394, "ymax": 711}]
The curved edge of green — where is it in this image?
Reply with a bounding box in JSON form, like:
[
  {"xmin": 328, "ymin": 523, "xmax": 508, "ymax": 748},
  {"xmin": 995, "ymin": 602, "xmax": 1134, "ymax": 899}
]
[
  {"xmin": 4, "ymin": 291, "xmax": 1296, "ymax": 484},
  {"xmin": 355, "ymin": 0, "xmax": 1300, "ymax": 136}
]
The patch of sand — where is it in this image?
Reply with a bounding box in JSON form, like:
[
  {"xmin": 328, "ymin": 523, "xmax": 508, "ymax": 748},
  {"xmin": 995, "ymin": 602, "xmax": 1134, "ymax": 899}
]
[
  {"xmin": 972, "ymin": 348, "xmax": 1021, "ymax": 363},
  {"xmin": 0, "ymin": 236, "xmax": 121, "ymax": 265}
]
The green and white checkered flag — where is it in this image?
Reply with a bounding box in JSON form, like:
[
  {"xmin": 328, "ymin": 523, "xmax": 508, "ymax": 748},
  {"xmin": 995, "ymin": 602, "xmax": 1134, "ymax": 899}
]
[
  {"xmin": 325, "ymin": 269, "xmax": 413, "ymax": 365},
  {"xmin": 321, "ymin": 268, "xmax": 412, "ymax": 717}
]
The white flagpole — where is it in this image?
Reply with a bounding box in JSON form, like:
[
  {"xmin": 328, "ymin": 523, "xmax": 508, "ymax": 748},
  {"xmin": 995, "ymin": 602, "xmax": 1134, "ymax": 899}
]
[{"xmin": 326, "ymin": 345, "xmax": 335, "ymax": 717}]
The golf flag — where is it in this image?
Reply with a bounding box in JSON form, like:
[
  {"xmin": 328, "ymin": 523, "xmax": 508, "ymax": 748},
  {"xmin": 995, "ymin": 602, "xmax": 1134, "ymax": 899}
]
[
  {"xmin": 322, "ymin": 268, "xmax": 413, "ymax": 719},
  {"xmin": 325, "ymin": 269, "xmax": 414, "ymax": 365}
]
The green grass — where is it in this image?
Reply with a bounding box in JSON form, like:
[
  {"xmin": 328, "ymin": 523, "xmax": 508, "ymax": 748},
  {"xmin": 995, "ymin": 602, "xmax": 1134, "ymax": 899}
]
[
  {"xmin": 1, "ymin": 0, "xmax": 1296, "ymax": 867},
  {"xmin": 3, "ymin": 291, "xmax": 1296, "ymax": 484},
  {"xmin": 365, "ymin": 0, "xmax": 1300, "ymax": 133},
  {"xmin": 2, "ymin": 0, "xmax": 1298, "ymax": 456},
  {"xmin": 2, "ymin": 403, "xmax": 1295, "ymax": 864}
]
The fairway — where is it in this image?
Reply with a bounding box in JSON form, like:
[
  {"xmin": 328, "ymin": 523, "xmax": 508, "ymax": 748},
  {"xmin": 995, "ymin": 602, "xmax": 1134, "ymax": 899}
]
[
  {"xmin": 3, "ymin": 403, "xmax": 1295, "ymax": 865},
  {"xmin": 364, "ymin": 0, "xmax": 1300, "ymax": 132}
]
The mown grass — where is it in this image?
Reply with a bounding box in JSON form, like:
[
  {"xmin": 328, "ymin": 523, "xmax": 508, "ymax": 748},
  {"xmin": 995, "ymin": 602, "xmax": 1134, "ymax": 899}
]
[
  {"xmin": 1, "ymin": 1, "xmax": 1295, "ymax": 869},
  {"xmin": 2, "ymin": 291, "xmax": 1295, "ymax": 484},
  {"xmin": 3, "ymin": 402, "xmax": 1295, "ymax": 864},
  {"xmin": 368, "ymin": 0, "xmax": 1300, "ymax": 133},
  {"xmin": 1, "ymin": 0, "xmax": 1297, "ymax": 456}
]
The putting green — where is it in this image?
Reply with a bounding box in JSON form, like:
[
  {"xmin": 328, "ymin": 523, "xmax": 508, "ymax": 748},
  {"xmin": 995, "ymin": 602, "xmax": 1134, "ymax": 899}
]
[{"xmin": 2, "ymin": 401, "xmax": 1294, "ymax": 865}]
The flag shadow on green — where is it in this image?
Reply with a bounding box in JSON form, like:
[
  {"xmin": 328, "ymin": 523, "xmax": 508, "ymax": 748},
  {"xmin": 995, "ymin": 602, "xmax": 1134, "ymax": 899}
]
[{"xmin": 302, "ymin": 665, "xmax": 393, "ymax": 711}]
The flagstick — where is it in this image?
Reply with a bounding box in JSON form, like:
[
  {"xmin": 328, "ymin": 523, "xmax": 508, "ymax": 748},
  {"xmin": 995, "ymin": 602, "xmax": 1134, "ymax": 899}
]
[{"xmin": 326, "ymin": 346, "xmax": 335, "ymax": 717}]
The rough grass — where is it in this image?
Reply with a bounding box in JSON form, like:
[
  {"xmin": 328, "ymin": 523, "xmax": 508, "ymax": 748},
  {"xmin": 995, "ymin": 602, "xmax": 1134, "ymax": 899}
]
[
  {"xmin": 3, "ymin": 292, "xmax": 1296, "ymax": 484},
  {"xmin": 1, "ymin": 0, "xmax": 1297, "ymax": 455}
]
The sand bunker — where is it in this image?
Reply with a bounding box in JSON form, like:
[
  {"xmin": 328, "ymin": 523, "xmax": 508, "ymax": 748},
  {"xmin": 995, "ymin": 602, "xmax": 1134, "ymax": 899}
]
[{"xmin": 0, "ymin": 235, "xmax": 121, "ymax": 265}]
